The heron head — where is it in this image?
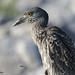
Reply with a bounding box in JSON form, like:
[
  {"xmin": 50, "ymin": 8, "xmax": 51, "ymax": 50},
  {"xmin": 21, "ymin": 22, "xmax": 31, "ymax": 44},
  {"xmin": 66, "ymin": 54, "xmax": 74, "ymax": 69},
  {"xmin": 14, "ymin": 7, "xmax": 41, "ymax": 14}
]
[{"xmin": 13, "ymin": 7, "xmax": 48, "ymax": 27}]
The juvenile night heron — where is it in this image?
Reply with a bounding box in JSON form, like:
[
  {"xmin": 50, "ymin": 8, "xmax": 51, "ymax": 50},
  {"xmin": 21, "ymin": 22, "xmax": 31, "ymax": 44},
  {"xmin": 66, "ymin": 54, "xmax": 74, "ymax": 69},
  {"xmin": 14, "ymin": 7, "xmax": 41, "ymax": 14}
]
[{"xmin": 13, "ymin": 7, "xmax": 75, "ymax": 75}]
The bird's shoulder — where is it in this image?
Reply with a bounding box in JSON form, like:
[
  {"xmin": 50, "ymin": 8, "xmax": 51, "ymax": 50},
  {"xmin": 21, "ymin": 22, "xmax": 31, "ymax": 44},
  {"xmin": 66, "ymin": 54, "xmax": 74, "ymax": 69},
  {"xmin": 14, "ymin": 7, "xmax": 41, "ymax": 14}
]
[
  {"xmin": 39, "ymin": 26, "xmax": 63, "ymax": 37},
  {"xmin": 44, "ymin": 26, "xmax": 74, "ymax": 47},
  {"xmin": 40, "ymin": 26, "xmax": 75, "ymax": 51},
  {"xmin": 44, "ymin": 26, "xmax": 66, "ymax": 35}
]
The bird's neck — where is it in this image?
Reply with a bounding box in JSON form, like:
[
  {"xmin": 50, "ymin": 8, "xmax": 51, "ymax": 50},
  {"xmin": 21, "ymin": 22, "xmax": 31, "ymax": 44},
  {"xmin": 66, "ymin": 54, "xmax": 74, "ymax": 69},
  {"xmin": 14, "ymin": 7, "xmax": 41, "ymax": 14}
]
[
  {"xmin": 31, "ymin": 19, "xmax": 47, "ymax": 32},
  {"xmin": 30, "ymin": 21, "xmax": 47, "ymax": 44},
  {"xmin": 31, "ymin": 23, "xmax": 43, "ymax": 31}
]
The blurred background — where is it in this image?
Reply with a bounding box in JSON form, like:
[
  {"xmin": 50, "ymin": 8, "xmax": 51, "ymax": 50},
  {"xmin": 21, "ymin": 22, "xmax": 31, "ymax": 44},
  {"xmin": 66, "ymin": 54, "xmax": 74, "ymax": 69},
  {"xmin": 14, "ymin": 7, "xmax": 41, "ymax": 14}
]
[{"xmin": 0, "ymin": 0, "xmax": 75, "ymax": 75}]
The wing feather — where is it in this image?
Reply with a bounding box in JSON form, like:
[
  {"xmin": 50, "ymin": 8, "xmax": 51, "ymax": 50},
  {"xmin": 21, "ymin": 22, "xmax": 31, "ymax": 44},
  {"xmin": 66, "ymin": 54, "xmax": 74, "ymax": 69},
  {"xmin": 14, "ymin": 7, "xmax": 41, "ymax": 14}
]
[{"xmin": 45, "ymin": 26, "xmax": 75, "ymax": 74}]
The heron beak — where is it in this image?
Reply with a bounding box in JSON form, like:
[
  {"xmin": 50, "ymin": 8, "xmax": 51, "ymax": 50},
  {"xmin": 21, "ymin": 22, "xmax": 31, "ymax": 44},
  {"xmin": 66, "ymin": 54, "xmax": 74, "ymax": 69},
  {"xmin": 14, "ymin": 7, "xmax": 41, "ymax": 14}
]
[{"xmin": 13, "ymin": 16, "xmax": 27, "ymax": 26}]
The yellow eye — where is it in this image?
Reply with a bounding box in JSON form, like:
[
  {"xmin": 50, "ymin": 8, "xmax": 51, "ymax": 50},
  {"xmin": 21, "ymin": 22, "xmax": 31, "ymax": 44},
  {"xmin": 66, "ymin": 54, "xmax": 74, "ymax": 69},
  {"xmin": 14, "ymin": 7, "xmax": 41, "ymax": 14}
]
[{"xmin": 27, "ymin": 12, "xmax": 32, "ymax": 16}]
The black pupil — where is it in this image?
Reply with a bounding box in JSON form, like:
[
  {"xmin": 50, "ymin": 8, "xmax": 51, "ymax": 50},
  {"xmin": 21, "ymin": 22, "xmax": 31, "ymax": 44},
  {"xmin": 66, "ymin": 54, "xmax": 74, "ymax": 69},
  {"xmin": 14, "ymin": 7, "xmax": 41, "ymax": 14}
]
[{"xmin": 28, "ymin": 13, "xmax": 31, "ymax": 15}]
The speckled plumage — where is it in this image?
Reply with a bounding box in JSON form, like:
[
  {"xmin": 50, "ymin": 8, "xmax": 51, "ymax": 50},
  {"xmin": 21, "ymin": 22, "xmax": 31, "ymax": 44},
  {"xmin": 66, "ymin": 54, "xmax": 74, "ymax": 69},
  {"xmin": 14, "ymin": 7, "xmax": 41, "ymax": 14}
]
[
  {"xmin": 13, "ymin": 7, "xmax": 75, "ymax": 75},
  {"xmin": 31, "ymin": 25, "xmax": 75, "ymax": 75}
]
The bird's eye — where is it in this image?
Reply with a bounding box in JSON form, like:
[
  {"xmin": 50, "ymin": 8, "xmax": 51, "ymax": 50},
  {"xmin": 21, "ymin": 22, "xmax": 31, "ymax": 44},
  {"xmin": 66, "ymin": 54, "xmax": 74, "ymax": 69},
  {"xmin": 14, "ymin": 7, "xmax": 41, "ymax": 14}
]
[{"xmin": 27, "ymin": 12, "xmax": 32, "ymax": 16}]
